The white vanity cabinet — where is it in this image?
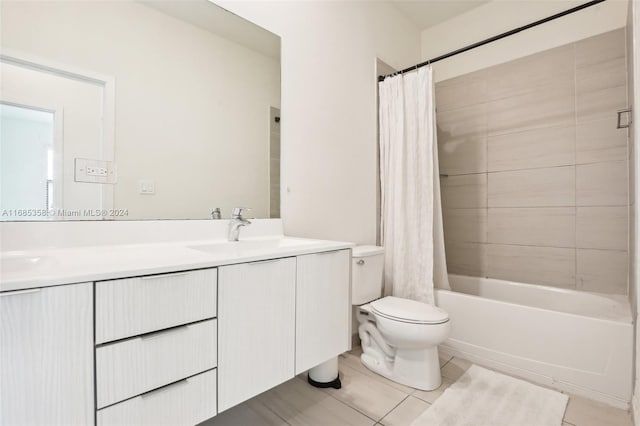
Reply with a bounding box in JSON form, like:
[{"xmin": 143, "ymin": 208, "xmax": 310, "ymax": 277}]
[
  {"xmin": 1, "ymin": 239, "xmax": 352, "ymax": 425},
  {"xmin": 0, "ymin": 283, "xmax": 94, "ymax": 426},
  {"xmin": 95, "ymin": 269, "xmax": 218, "ymax": 426},
  {"xmin": 217, "ymin": 257, "xmax": 297, "ymax": 412},
  {"xmin": 295, "ymin": 249, "xmax": 351, "ymax": 374}
]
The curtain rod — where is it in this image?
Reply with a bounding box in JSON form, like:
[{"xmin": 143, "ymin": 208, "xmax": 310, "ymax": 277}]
[{"xmin": 378, "ymin": 0, "xmax": 607, "ymax": 82}]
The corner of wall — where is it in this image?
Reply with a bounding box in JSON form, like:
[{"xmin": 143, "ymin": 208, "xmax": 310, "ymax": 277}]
[{"xmin": 632, "ymin": 0, "xmax": 640, "ymax": 420}]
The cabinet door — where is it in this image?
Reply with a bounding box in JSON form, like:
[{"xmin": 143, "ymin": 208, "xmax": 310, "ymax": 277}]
[
  {"xmin": 218, "ymin": 258, "xmax": 296, "ymax": 412},
  {"xmin": 296, "ymin": 250, "xmax": 351, "ymax": 374},
  {"xmin": 0, "ymin": 283, "xmax": 94, "ymax": 426}
]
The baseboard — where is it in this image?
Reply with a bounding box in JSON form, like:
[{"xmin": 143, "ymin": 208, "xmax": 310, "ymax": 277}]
[{"xmin": 351, "ymin": 333, "xmax": 360, "ymax": 349}]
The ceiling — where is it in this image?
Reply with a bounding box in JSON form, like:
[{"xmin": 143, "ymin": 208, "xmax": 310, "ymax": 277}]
[
  {"xmin": 388, "ymin": 0, "xmax": 491, "ymax": 31},
  {"xmin": 141, "ymin": 0, "xmax": 280, "ymax": 59}
]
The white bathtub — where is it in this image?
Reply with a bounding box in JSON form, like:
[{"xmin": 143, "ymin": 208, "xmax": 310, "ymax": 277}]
[{"xmin": 434, "ymin": 274, "xmax": 634, "ymax": 408}]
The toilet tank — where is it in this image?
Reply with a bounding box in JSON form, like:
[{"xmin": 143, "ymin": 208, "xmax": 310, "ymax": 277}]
[{"xmin": 352, "ymin": 245, "xmax": 385, "ymax": 305}]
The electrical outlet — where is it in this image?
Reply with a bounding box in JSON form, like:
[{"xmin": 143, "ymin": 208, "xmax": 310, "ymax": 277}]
[
  {"xmin": 75, "ymin": 158, "xmax": 117, "ymax": 184},
  {"xmin": 88, "ymin": 167, "xmax": 108, "ymax": 177}
]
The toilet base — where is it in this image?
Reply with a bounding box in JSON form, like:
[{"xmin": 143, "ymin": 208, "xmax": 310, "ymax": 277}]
[{"xmin": 361, "ymin": 346, "xmax": 442, "ymax": 391}]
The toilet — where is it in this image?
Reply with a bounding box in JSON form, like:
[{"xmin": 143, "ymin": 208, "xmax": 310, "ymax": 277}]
[{"xmin": 353, "ymin": 245, "xmax": 451, "ymax": 391}]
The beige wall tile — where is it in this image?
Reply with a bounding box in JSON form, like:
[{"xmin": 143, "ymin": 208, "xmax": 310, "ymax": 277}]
[
  {"xmin": 445, "ymin": 241, "xmax": 487, "ymax": 277},
  {"xmin": 443, "ymin": 209, "xmax": 487, "ymax": 243},
  {"xmin": 575, "ymin": 28, "xmax": 626, "ymax": 68},
  {"xmin": 487, "ymin": 244, "xmax": 576, "ymax": 288},
  {"xmin": 487, "ymin": 81, "xmax": 575, "ymax": 136},
  {"xmin": 488, "ymin": 166, "xmax": 575, "ymax": 208},
  {"xmin": 438, "ymin": 29, "xmax": 630, "ymax": 297},
  {"xmin": 576, "ymin": 84, "xmax": 627, "ymax": 123},
  {"xmin": 437, "ymin": 98, "xmax": 486, "ymax": 177},
  {"xmin": 488, "ymin": 207, "xmax": 575, "ymax": 248},
  {"xmin": 441, "ymin": 174, "xmax": 487, "ymax": 209},
  {"xmin": 576, "ymin": 56, "xmax": 627, "ymax": 94},
  {"xmin": 486, "ymin": 44, "xmax": 574, "ymax": 101},
  {"xmin": 576, "ymin": 117, "xmax": 628, "ymax": 164},
  {"xmin": 438, "ymin": 134, "xmax": 487, "ymax": 175},
  {"xmin": 435, "ymin": 70, "xmax": 487, "ymax": 112},
  {"xmin": 576, "ymin": 249, "xmax": 628, "ymax": 294},
  {"xmin": 437, "ymin": 103, "xmax": 486, "ymax": 140},
  {"xmin": 576, "ymin": 207, "xmax": 628, "ymax": 250},
  {"xmin": 629, "ymin": 126, "xmax": 635, "ymax": 206},
  {"xmin": 576, "ymin": 160, "xmax": 628, "ymax": 206},
  {"xmin": 487, "ymin": 125, "xmax": 575, "ymax": 172}
]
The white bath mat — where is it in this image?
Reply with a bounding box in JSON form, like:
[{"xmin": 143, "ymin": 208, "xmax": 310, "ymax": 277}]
[{"xmin": 411, "ymin": 365, "xmax": 568, "ymax": 426}]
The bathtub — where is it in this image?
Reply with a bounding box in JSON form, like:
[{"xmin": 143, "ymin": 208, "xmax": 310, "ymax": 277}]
[{"xmin": 434, "ymin": 274, "xmax": 634, "ymax": 409}]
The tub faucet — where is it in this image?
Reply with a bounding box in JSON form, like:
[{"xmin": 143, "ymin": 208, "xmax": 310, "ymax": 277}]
[{"xmin": 228, "ymin": 207, "xmax": 251, "ymax": 241}]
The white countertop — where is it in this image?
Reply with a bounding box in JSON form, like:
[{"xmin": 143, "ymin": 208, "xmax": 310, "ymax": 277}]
[{"xmin": 1, "ymin": 236, "xmax": 354, "ymax": 292}]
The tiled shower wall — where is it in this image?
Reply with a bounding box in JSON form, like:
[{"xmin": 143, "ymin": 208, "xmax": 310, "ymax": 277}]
[
  {"xmin": 270, "ymin": 106, "xmax": 281, "ymax": 219},
  {"xmin": 436, "ymin": 28, "xmax": 630, "ymax": 294}
]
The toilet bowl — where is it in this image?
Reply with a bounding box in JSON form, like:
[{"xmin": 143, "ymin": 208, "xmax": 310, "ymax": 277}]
[{"xmin": 352, "ymin": 246, "xmax": 451, "ymax": 391}]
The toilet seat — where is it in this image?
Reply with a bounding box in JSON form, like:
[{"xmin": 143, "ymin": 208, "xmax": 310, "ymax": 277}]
[{"xmin": 371, "ymin": 296, "xmax": 449, "ymax": 325}]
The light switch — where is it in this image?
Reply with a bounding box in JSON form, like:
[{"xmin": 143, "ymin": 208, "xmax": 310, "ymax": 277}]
[{"xmin": 138, "ymin": 180, "xmax": 155, "ymax": 195}]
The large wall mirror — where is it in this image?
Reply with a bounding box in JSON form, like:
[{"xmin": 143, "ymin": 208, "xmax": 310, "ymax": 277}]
[{"xmin": 0, "ymin": 0, "xmax": 281, "ymax": 221}]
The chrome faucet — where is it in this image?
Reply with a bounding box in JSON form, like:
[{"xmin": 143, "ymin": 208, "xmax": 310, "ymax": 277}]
[{"xmin": 228, "ymin": 207, "xmax": 251, "ymax": 241}]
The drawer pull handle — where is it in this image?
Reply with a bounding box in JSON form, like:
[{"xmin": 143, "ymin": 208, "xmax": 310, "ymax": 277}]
[
  {"xmin": 141, "ymin": 378, "xmax": 189, "ymax": 398},
  {"xmin": 0, "ymin": 288, "xmax": 41, "ymax": 297},
  {"xmin": 140, "ymin": 272, "xmax": 188, "ymax": 280},
  {"xmin": 316, "ymin": 250, "xmax": 339, "ymax": 255},
  {"xmin": 140, "ymin": 325, "xmax": 189, "ymax": 340},
  {"xmin": 248, "ymin": 259, "xmax": 282, "ymax": 266}
]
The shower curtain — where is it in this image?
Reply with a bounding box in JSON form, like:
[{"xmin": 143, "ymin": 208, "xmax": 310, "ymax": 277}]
[{"xmin": 378, "ymin": 66, "xmax": 450, "ymax": 305}]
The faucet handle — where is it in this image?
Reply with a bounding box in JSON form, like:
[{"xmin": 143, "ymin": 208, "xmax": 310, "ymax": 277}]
[{"xmin": 231, "ymin": 207, "xmax": 251, "ymax": 218}]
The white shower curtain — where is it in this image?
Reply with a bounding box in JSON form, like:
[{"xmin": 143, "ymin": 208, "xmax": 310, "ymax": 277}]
[{"xmin": 378, "ymin": 66, "xmax": 450, "ymax": 305}]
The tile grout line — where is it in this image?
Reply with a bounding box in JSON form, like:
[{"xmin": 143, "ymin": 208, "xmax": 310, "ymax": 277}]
[
  {"xmin": 315, "ymin": 364, "xmax": 400, "ymax": 424},
  {"xmin": 442, "ymin": 158, "xmax": 626, "ymax": 178},
  {"xmin": 485, "ymin": 72, "xmax": 489, "ymax": 278},
  {"xmin": 377, "ymin": 394, "xmax": 412, "ymax": 425},
  {"xmin": 321, "ymin": 388, "xmax": 385, "ymax": 424},
  {"xmin": 319, "ymin": 360, "xmax": 416, "ymax": 424},
  {"xmin": 573, "ymin": 41, "xmax": 579, "ymax": 291},
  {"xmin": 445, "ymin": 240, "xmax": 628, "ymax": 253}
]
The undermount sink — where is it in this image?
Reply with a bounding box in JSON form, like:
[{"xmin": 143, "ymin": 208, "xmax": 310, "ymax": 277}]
[
  {"xmin": 188, "ymin": 238, "xmax": 317, "ymax": 255},
  {"xmin": 1, "ymin": 254, "xmax": 54, "ymax": 274}
]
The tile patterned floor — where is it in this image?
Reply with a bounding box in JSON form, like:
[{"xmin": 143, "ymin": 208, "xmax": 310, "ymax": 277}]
[{"xmin": 201, "ymin": 347, "xmax": 634, "ymax": 426}]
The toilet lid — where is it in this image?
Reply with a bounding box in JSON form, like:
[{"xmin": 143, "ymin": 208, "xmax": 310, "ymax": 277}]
[{"xmin": 371, "ymin": 296, "xmax": 449, "ymax": 324}]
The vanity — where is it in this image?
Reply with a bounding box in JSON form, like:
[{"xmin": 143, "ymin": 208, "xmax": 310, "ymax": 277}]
[
  {"xmin": 0, "ymin": 221, "xmax": 353, "ymax": 426},
  {"xmin": 0, "ymin": 1, "xmax": 353, "ymax": 424}
]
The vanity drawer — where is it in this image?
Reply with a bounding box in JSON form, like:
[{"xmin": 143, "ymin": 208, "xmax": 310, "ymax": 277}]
[
  {"xmin": 96, "ymin": 268, "xmax": 217, "ymax": 344},
  {"xmin": 97, "ymin": 369, "xmax": 217, "ymax": 426},
  {"xmin": 96, "ymin": 319, "xmax": 217, "ymax": 409}
]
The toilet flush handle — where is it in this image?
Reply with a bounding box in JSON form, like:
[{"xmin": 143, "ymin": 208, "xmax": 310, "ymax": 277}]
[{"xmin": 356, "ymin": 259, "xmax": 365, "ymax": 265}]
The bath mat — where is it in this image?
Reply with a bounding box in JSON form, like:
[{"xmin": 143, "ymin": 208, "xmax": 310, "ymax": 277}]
[{"xmin": 411, "ymin": 365, "xmax": 568, "ymax": 426}]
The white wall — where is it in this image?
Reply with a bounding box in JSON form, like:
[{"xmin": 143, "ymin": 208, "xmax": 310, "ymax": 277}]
[
  {"xmin": 216, "ymin": 1, "xmax": 421, "ymax": 244},
  {"xmin": 421, "ymin": 0, "xmax": 629, "ymax": 82},
  {"xmin": 1, "ymin": 62, "xmax": 105, "ymax": 217},
  {"xmin": 1, "ymin": 1, "xmax": 280, "ymax": 220}
]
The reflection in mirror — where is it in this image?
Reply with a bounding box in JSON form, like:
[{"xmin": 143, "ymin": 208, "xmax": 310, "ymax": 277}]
[
  {"xmin": 0, "ymin": 0, "xmax": 281, "ymax": 221},
  {"xmin": 1, "ymin": 104, "xmax": 54, "ymax": 220}
]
